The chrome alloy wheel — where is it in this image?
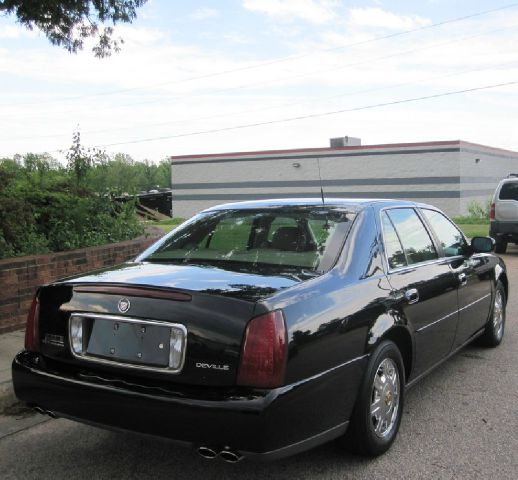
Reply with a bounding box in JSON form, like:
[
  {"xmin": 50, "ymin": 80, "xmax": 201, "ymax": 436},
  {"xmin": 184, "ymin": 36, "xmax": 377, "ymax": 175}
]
[
  {"xmin": 370, "ymin": 358, "xmax": 400, "ymax": 438},
  {"xmin": 493, "ymin": 290, "xmax": 504, "ymax": 340}
]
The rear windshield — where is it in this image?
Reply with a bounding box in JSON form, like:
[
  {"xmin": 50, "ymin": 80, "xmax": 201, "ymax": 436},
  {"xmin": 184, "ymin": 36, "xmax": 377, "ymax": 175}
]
[
  {"xmin": 142, "ymin": 207, "xmax": 355, "ymax": 276},
  {"xmin": 499, "ymin": 182, "xmax": 518, "ymax": 201}
]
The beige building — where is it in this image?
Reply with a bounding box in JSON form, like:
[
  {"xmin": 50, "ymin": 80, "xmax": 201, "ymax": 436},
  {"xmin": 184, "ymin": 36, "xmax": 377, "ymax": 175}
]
[{"xmin": 170, "ymin": 139, "xmax": 518, "ymax": 219}]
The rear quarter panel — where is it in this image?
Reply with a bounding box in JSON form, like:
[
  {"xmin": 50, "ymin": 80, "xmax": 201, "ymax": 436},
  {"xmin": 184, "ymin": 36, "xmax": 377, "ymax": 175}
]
[{"xmin": 257, "ymin": 207, "xmax": 402, "ymax": 425}]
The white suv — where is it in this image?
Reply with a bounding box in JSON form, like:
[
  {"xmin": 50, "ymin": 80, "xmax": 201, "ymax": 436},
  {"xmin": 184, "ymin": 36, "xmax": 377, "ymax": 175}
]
[{"xmin": 490, "ymin": 175, "xmax": 518, "ymax": 253}]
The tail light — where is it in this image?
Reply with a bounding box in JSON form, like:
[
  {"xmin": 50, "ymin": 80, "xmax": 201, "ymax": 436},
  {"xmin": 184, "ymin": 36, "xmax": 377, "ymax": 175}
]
[
  {"xmin": 24, "ymin": 294, "xmax": 40, "ymax": 351},
  {"xmin": 490, "ymin": 203, "xmax": 495, "ymax": 221},
  {"xmin": 237, "ymin": 310, "xmax": 287, "ymax": 388}
]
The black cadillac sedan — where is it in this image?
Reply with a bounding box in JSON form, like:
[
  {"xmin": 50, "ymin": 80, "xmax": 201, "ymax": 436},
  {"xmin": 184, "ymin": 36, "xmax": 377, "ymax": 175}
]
[{"xmin": 12, "ymin": 199, "xmax": 507, "ymax": 462}]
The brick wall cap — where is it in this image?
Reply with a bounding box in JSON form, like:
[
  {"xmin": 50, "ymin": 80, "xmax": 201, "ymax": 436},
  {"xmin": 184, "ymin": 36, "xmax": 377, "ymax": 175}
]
[{"xmin": 0, "ymin": 234, "xmax": 160, "ymax": 268}]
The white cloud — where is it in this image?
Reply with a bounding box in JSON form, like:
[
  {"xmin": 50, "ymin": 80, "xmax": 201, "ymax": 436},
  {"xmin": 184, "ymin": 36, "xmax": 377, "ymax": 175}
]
[
  {"xmin": 0, "ymin": 8, "xmax": 517, "ymax": 161},
  {"xmin": 348, "ymin": 7, "xmax": 431, "ymax": 30},
  {"xmin": 242, "ymin": 0, "xmax": 339, "ymax": 24},
  {"xmin": 189, "ymin": 7, "xmax": 220, "ymax": 21},
  {"xmin": 0, "ymin": 24, "xmax": 36, "ymax": 39},
  {"xmin": 115, "ymin": 26, "xmax": 167, "ymax": 46},
  {"xmin": 223, "ymin": 33, "xmax": 254, "ymax": 45}
]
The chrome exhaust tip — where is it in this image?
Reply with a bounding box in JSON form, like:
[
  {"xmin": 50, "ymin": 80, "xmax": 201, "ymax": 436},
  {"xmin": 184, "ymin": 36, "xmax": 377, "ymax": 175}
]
[
  {"xmin": 219, "ymin": 450, "xmax": 243, "ymax": 463},
  {"xmin": 198, "ymin": 446, "xmax": 219, "ymax": 460},
  {"xmin": 33, "ymin": 406, "xmax": 57, "ymax": 418}
]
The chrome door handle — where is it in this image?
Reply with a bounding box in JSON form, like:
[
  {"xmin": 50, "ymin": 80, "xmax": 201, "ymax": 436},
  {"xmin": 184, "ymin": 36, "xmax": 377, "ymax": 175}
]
[
  {"xmin": 404, "ymin": 288, "xmax": 419, "ymax": 304},
  {"xmin": 458, "ymin": 273, "xmax": 467, "ymax": 286}
]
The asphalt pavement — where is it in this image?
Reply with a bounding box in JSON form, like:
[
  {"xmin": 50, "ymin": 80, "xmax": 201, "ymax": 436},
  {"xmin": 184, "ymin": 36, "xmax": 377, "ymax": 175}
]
[
  {"xmin": 0, "ymin": 330, "xmax": 23, "ymax": 411},
  {"xmin": 1, "ymin": 249, "xmax": 517, "ymax": 479}
]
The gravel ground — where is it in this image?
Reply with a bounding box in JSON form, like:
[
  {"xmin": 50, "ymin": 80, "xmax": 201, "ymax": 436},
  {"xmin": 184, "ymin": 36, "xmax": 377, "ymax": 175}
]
[{"xmin": 1, "ymin": 249, "xmax": 517, "ymax": 480}]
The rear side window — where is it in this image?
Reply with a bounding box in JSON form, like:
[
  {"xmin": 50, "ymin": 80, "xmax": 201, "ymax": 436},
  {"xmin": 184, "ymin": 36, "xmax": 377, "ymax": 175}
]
[
  {"xmin": 385, "ymin": 208, "xmax": 438, "ymax": 266},
  {"xmin": 381, "ymin": 213, "xmax": 407, "ymax": 269},
  {"xmin": 421, "ymin": 209, "xmax": 466, "ymax": 257},
  {"xmin": 499, "ymin": 182, "xmax": 518, "ymax": 200}
]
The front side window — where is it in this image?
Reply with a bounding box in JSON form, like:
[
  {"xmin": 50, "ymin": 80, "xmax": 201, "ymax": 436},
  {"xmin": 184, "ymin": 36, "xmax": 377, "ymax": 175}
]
[
  {"xmin": 421, "ymin": 209, "xmax": 466, "ymax": 257},
  {"xmin": 143, "ymin": 207, "xmax": 355, "ymax": 275},
  {"xmin": 386, "ymin": 208, "xmax": 438, "ymax": 265}
]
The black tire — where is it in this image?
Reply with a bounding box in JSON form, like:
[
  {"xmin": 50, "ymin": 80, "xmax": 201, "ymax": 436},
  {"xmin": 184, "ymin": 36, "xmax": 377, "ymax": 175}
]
[
  {"xmin": 342, "ymin": 340, "xmax": 405, "ymax": 456},
  {"xmin": 494, "ymin": 236, "xmax": 508, "ymax": 254},
  {"xmin": 479, "ymin": 281, "xmax": 506, "ymax": 347}
]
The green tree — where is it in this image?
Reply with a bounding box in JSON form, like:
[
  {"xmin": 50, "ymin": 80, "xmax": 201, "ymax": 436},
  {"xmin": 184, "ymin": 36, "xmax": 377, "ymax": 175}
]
[
  {"xmin": 0, "ymin": 0, "xmax": 148, "ymax": 57},
  {"xmin": 86, "ymin": 153, "xmax": 171, "ymax": 194},
  {"xmin": 66, "ymin": 130, "xmax": 107, "ymax": 186},
  {"xmin": 0, "ymin": 161, "xmax": 49, "ymax": 257},
  {"xmin": 94, "ymin": 153, "xmax": 140, "ymax": 194},
  {"xmin": 0, "ymin": 150, "xmax": 145, "ymax": 259},
  {"xmin": 156, "ymin": 158, "xmax": 171, "ymax": 188}
]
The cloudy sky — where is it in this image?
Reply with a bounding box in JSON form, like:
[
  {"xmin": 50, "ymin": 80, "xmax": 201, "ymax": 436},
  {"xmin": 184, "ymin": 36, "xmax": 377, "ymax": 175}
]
[{"xmin": 1, "ymin": 0, "xmax": 517, "ymax": 162}]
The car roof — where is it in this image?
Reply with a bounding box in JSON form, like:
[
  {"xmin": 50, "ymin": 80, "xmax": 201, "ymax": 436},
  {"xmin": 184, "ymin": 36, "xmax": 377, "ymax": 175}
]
[
  {"xmin": 202, "ymin": 198, "xmax": 437, "ymax": 213},
  {"xmin": 498, "ymin": 177, "xmax": 518, "ymax": 184}
]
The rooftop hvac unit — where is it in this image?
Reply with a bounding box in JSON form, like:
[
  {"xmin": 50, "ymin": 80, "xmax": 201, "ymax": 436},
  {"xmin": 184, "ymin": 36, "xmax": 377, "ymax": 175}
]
[{"xmin": 329, "ymin": 136, "xmax": 361, "ymax": 148}]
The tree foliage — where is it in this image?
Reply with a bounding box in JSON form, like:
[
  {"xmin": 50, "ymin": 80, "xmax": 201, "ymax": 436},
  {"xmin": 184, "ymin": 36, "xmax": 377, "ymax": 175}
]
[
  {"xmin": 0, "ymin": 129, "xmax": 172, "ymax": 258},
  {"xmin": 0, "ymin": 0, "xmax": 148, "ymax": 57},
  {"xmin": 86, "ymin": 153, "xmax": 170, "ymax": 194},
  {"xmin": 0, "ymin": 154, "xmax": 170, "ymax": 259},
  {"xmin": 66, "ymin": 130, "xmax": 107, "ymax": 185}
]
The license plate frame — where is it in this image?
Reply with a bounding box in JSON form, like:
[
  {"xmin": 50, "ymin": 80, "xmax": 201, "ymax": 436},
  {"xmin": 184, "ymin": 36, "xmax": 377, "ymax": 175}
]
[{"xmin": 68, "ymin": 313, "xmax": 187, "ymax": 373}]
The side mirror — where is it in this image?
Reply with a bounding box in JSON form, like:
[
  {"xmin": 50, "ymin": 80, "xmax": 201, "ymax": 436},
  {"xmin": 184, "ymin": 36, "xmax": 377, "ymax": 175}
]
[{"xmin": 470, "ymin": 236, "xmax": 495, "ymax": 253}]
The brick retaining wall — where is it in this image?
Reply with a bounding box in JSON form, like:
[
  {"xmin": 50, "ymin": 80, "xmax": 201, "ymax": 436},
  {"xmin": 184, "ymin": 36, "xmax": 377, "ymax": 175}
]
[{"xmin": 0, "ymin": 235, "xmax": 161, "ymax": 334}]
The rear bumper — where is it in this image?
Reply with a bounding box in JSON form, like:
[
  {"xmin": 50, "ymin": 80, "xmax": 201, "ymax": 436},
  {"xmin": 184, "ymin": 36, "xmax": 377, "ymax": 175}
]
[
  {"xmin": 491, "ymin": 221, "xmax": 518, "ymax": 238},
  {"xmin": 12, "ymin": 351, "xmax": 366, "ymax": 460}
]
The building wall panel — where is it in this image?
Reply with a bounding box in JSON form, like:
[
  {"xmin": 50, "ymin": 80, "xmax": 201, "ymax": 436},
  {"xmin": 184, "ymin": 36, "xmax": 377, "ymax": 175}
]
[{"xmin": 171, "ymin": 142, "xmax": 518, "ymax": 219}]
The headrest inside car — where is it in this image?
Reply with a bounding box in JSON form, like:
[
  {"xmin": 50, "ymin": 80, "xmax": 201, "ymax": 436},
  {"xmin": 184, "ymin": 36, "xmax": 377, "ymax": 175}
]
[{"xmin": 271, "ymin": 227, "xmax": 303, "ymax": 251}]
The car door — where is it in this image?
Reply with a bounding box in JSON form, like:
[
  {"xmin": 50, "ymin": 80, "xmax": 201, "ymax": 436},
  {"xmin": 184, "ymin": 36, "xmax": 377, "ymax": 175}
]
[
  {"xmin": 381, "ymin": 208, "xmax": 459, "ymax": 379},
  {"xmin": 420, "ymin": 208, "xmax": 493, "ymax": 348}
]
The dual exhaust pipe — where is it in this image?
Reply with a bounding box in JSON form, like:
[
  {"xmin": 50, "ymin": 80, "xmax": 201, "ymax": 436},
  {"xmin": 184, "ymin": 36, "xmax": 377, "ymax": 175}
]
[
  {"xmin": 198, "ymin": 446, "xmax": 242, "ymax": 463},
  {"xmin": 33, "ymin": 407, "xmax": 240, "ymax": 462},
  {"xmin": 33, "ymin": 406, "xmax": 57, "ymax": 419}
]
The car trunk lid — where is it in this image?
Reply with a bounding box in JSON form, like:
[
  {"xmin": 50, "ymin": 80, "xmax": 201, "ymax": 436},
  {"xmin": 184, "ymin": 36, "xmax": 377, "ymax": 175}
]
[{"xmin": 36, "ymin": 262, "xmax": 299, "ymax": 386}]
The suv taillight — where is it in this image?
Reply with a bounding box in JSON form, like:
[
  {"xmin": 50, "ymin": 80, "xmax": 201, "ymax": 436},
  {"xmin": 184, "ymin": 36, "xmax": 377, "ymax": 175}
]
[
  {"xmin": 237, "ymin": 310, "xmax": 287, "ymax": 388},
  {"xmin": 490, "ymin": 203, "xmax": 495, "ymax": 221},
  {"xmin": 24, "ymin": 294, "xmax": 40, "ymax": 351}
]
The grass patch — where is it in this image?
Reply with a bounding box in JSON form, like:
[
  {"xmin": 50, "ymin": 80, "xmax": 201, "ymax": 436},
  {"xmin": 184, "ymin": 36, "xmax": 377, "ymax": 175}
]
[
  {"xmin": 457, "ymin": 224, "xmax": 489, "ymax": 238},
  {"xmin": 452, "ymin": 213, "xmax": 490, "ymax": 238},
  {"xmin": 452, "ymin": 216, "xmax": 490, "ymax": 225},
  {"xmin": 148, "ymin": 218, "xmax": 185, "ymax": 234}
]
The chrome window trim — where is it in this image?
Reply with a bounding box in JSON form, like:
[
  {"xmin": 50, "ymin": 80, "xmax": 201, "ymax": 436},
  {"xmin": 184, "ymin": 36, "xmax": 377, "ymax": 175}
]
[
  {"xmin": 387, "ymin": 255, "xmax": 466, "ymax": 274},
  {"xmin": 416, "ymin": 293, "xmax": 491, "ymax": 333},
  {"xmin": 68, "ymin": 313, "xmax": 188, "ymax": 374}
]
